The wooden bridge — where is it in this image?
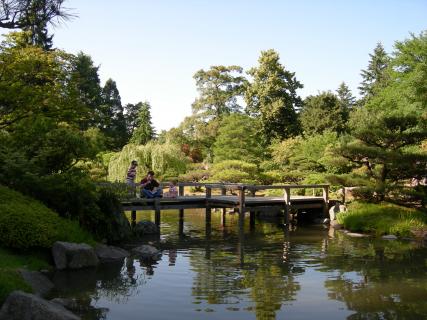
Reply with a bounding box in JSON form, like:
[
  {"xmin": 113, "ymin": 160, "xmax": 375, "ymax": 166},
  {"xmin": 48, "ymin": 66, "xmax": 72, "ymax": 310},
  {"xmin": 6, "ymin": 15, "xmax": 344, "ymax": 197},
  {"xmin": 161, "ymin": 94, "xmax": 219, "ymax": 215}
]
[{"xmin": 121, "ymin": 183, "xmax": 330, "ymax": 227}]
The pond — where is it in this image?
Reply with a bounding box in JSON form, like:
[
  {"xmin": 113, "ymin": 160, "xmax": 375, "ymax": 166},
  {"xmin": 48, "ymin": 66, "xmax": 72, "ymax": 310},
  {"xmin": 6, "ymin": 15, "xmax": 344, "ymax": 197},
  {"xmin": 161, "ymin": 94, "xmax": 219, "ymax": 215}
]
[{"xmin": 52, "ymin": 209, "xmax": 427, "ymax": 320}]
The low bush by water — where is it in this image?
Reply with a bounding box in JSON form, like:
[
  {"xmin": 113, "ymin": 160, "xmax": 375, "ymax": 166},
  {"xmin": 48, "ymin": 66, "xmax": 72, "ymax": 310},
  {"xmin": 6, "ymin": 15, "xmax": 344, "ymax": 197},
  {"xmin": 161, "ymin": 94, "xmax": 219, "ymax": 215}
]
[
  {"xmin": 0, "ymin": 185, "xmax": 95, "ymax": 249},
  {"xmin": 337, "ymin": 201, "xmax": 427, "ymax": 237}
]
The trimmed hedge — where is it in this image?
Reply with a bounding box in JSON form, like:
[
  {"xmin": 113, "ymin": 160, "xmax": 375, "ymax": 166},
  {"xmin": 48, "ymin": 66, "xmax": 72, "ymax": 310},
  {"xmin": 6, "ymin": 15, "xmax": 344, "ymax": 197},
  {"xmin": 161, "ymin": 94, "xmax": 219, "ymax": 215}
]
[{"xmin": 0, "ymin": 185, "xmax": 94, "ymax": 249}]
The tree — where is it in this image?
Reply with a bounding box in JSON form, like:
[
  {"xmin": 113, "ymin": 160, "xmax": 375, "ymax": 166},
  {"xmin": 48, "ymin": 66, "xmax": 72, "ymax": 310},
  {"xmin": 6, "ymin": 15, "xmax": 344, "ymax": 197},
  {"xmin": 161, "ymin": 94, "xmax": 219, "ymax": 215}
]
[
  {"xmin": 336, "ymin": 82, "xmax": 356, "ymax": 112},
  {"xmin": 337, "ymin": 33, "xmax": 427, "ymax": 201},
  {"xmin": 70, "ymin": 51, "xmax": 103, "ymax": 129},
  {"xmin": 300, "ymin": 92, "xmax": 348, "ymax": 135},
  {"xmin": 130, "ymin": 101, "xmax": 155, "ymax": 145},
  {"xmin": 245, "ymin": 49, "xmax": 302, "ymax": 143},
  {"xmin": 212, "ymin": 113, "xmax": 263, "ymax": 164},
  {"xmin": 101, "ymin": 79, "xmax": 127, "ymax": 150},
  {"xmin": 358, "ymin": 43, "xmax": 390, "ymax": 103},
  {"xmin": 124, "ymin": 102, "xmax": 140, "ymax": 136},
  {"xmin": 0, "ymin": 0, "xmax": 72, "ymax": 49},
  {"xmin": 0, "ymin": 32, "xmax": 88, "ymax": 130},
  {"xmin": 192, "ymin": 65, "xmax": 246, "ymax": 120}
]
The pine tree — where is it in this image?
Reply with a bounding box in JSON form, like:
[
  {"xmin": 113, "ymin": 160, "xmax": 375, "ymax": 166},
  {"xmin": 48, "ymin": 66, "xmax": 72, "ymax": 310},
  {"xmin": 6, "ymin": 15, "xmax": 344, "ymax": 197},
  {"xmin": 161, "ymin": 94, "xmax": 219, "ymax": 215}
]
[
  {"xmin": 358, "ymin": 43, "xmax": 390, "ymax": 103},
  {"xmin": 101, "ymin": 79, "xmax": 127, "ymax": 150},
  {"xmin": 130, "ymin": 101, "xmax": 155, "ymax": 145}
]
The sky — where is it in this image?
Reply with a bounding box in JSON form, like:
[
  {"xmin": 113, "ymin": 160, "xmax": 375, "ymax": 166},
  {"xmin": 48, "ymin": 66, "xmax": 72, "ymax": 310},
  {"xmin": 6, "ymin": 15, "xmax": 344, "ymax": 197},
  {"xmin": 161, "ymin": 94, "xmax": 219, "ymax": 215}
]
[{"xmin": 50, "ymin": 0, "xmax": 427, "ymax": 132}]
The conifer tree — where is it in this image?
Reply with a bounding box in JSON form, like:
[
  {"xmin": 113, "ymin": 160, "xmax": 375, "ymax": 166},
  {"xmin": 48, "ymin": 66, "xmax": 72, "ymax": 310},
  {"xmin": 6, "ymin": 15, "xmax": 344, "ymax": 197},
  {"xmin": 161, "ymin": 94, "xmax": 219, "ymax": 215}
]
[
  {"xmin": 101, "ymin": 79, "xmax": 127, "ymax": 150},
  {"xmin": 358, "ymin": 43, "xmax": 390, "ymax": 103},
  {"xmin": 130, "ymin": 102, "xmax": 155, "ymax": 145}
]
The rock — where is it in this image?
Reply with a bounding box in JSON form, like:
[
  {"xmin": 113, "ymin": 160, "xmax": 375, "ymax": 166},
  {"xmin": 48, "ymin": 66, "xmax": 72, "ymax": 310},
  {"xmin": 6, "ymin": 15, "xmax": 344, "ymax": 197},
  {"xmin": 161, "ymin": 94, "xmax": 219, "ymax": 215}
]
[
  {"xmin": 134, "ymin": 221, "xmax": 160, "ymax": 236},
  {"xmin": 19, "ymin": 270, "xmax": 54, "ymax": 297},
  {"xmin": 330, "ymin": 220, "xmax": 344, "ymax": 229},
  {"xmin": 382, "ymin": 235, "xmax": 398, "ymax": 240},
  {"xmin": 0, "ymin": 291, "xmax": 80, "ymax": 320},
  {"xmin": 329, "ymin": 202, "xmax": 347, "ymax": 221},
  {"xmin": 347, "ymin": 232, "xmax": 369, "ymax": 238},
  {"xmin": 132, "ymin": 245, "xmax": 162, "ymax": 261},
  {"xmin": 51, "ymin": 298, "xmax": 80, "ymax": 312},
  {"xmin": 51, "ymin": 298, "xmax": 108, "ymax": 317},
  {"xmin": 94, "ymin": 244, "xmax": 130, "ymax": 262},
  {"xmin": 52, "ymin": 242, "xmax": 99, "ymax": 270}
]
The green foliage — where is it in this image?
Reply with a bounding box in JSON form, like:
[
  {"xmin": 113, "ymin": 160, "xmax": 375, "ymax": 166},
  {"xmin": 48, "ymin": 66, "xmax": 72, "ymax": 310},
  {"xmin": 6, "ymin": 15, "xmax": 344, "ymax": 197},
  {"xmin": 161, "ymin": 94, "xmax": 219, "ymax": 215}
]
[
  {"xmin": 335, "ymin": 32, "xmax": 427, "ymax": 201},
  {"xmin": 337, "ymin": 202, "xmax": 427, "ymax": 236},
  {"xmin": 108, "ymin": 142, "xmax": 188, "ymax": 182},
  {"xmin": 245, "ymin": 49, "xmax": 302, "ymax": 143},
  {"xmin": 211, "ymin": 160, "xmax": 258, "ymax": 183},
  {"xmin": 213, "ymin": 113, "xmax": 263, "ymax": 164},
  {"xmin": 192, "ymin": 65, "xmax": 246, "ymax": 119},
  {"xmin": 300, "ymin": 91, "xmax": 348, "ymax": 135},
  {"xmin": 358, "ymin": 42, "xmax": 391, "ymax": 102},
  {"xmin": 0, "ymin": 33, "xmax": 89, "ymax": 130},
  {"xmin": 101, "ymin": 78, "xmax": 128, "ymax": 150},
  {"xmin": 178, "ymin": 163, "xmax": 211, "ymax": 182},
  {"xmin": 130, "ymin": 101, "xmax": 155, "ymax": 145},
  {"xmin": 0, "ymin": 185, "xmax": 94, "ymax": 249},
  {"xmin": 0, "ymin": 270, "xmax": 31, "ymax": 305}
]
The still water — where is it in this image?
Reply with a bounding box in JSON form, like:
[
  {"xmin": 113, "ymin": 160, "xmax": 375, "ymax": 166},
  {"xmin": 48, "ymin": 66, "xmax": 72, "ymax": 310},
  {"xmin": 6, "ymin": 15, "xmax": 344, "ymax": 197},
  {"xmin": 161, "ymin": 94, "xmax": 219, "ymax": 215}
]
[{"xmin": 52, "ymin": 209, "xmax": 427, "ymax": 320}]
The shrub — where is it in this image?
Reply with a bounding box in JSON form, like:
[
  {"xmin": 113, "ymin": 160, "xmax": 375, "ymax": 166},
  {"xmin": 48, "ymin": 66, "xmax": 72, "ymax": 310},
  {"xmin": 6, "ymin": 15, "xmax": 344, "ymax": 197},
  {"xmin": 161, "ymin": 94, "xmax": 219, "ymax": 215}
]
[
  {"xmin": 337, "ymin": 201, "xmax": 427, "ymax": 237},
  {"xmin": 211, "ymin": 160, "xmax": 258, "ymax": 183},
  {"xmin": 0, "ymin": 185, "xmax": 94, "ymax": 249}
]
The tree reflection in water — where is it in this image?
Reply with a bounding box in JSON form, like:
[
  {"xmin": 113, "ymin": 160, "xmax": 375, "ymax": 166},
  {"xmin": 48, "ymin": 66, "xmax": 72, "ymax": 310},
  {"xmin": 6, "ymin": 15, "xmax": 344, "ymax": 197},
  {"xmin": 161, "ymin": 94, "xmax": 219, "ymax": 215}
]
[{"xmin": 320, "ymin": 229, "xmax": 427, "ymax": 319}]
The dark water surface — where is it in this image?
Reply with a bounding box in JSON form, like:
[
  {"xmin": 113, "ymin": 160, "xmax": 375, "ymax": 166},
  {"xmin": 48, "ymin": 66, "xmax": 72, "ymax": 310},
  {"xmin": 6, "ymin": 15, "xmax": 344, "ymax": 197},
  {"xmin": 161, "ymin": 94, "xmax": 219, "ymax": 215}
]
[{"xmin": 53, "ymin": 209, "xmax": 427, "ymax": 320}]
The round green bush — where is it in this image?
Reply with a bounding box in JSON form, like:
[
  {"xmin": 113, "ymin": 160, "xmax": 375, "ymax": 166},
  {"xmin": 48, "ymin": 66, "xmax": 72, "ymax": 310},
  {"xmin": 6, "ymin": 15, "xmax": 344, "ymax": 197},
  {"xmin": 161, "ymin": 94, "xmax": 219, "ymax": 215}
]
[{"xmin": 0, "ymin": 185, "xmax": 94, "ymax": 249}]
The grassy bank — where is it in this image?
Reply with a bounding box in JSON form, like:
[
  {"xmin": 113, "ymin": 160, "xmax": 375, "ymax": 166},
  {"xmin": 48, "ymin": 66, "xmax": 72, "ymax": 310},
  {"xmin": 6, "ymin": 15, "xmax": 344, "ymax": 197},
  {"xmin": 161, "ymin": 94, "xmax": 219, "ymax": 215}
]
[
  {"xmin": 0, "ymin": 185, "xmax": 96, "ymax": 304},
  {"xmin": 337, "ymin": 201, "xmax": 427, "ymax": 237},
  {"xmin": 0, "ymin": 248, "xmax": 51, "ymax": 304}
]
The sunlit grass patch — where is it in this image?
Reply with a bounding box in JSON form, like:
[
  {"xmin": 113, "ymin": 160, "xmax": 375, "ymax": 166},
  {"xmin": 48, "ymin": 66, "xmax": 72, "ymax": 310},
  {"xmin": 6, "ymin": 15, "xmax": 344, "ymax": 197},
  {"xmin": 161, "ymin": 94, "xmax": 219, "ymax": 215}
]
[{"xmin": 337, "ymin": 202, "xmax": 427, "ymax": 237}]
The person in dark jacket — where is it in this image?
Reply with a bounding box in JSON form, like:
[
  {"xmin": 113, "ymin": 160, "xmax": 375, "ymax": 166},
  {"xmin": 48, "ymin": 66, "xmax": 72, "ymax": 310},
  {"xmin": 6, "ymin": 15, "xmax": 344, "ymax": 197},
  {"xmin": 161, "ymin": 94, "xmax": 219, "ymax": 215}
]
[{"xmin": 140, "ymin": 171, "xmax": 162, "ymax": 198}]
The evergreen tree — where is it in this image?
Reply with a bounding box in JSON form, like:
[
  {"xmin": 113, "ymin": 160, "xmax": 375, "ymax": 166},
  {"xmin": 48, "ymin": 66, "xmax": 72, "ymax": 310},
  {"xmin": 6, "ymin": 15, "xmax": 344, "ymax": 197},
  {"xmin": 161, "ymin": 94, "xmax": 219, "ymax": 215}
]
[
  {"xmin": 358, "ymin": 43, "xmax": 390, "ymax": 103},
  {"xmin": 124, "ymin": 102, "xmax": 140, "ymax": 136},
  {"xmin": 0, "ymin": 0, "xmax": 71, "ymax": 49},
  {"xmin": 300, "ymin": 92, "xmax": 347, "ymax": 135},
  {"xmin": 336, "ymin": 82, "xmax": 356, "ymax": 113},
  {"xmin": 245, "ymin": 49, "xmax": 302, "ymax": 143},
  {"xmin": 212, "ymin": 113, "xmax": 263, "ymax": 164},
  {"xmin": 337, "ymin": 33, "xmax": 427, "ymax": 201},
  {"xmin": 130, "ymin": 101, "xmax": 155, "ymax": 145},
  {"xmin": 101, "ymin": 79, "xmax": 127, "ymax": 150},
  {"xmin": 70, "ymin": 52, "xmax": 103, "ymax": 129}
]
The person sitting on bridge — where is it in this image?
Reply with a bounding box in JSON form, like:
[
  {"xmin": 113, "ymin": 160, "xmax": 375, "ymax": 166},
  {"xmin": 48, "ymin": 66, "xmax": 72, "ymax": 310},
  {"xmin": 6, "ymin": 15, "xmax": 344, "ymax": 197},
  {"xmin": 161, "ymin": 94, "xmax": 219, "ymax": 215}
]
[{"xmin": 140, "ymin": 171, "xmax": 162, "ymax": 198}]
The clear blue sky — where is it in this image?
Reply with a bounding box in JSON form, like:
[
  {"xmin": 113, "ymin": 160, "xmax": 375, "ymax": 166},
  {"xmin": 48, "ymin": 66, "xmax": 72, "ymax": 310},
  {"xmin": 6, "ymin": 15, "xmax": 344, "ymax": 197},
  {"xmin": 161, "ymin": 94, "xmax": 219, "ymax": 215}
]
[{"xmin": 51, "ymin": 0, "xmax": 426, "ymax": 132}]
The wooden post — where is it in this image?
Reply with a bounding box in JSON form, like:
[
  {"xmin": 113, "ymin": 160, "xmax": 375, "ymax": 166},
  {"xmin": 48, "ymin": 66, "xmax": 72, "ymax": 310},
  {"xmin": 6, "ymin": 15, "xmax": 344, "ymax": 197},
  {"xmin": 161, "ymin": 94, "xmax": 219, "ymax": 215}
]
[
  {"xmin": 249, "ymin": 211, "xmax": 255, "ymax": 229},
  {"xmin": 283, "ymin": 187, "xmax": 290, "ymax": 225},
  {"xmin": 206, "ymin": 206, "xmax": 211, "ymax": 226},
  {"xmin": 221, "ymin": 187, "xmax": 226, "ymax": 196},
  {"xmin": 178, "ymin": 185, "xmax": 184, "ymax": 197},
  {"xmin": 206, "ymin": 186, "xmax": 212, "ymax": 199},
  {"xmin": 221, "ymin": 209, "xmax": 226, "ymax": 226},
  {"xmin": 154, "ymin": 198, "xmax": 160, "ymax": 226},
  {"xmin": 238, "ymin": 187, "xmax": 246, "ymax": 229},
  {"xmin": 322, "ymin": 185, "xmax": 329, "ymax": 217},
  {"xmin": 131, "ymin": 210, "xmax": 136, "ymax": 227}
]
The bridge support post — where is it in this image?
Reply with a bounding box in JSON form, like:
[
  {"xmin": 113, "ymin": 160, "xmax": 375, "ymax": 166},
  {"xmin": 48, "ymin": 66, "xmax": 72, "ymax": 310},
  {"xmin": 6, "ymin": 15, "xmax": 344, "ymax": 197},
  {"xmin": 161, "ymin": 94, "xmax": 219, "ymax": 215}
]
[
  {"xmin": 179, "ymin": 185, "xmax": 184, "ymax": 197},
  {"xmin": 322, "ymin": 186, "xmax": 329, "ymax": 217},
  {"xmin": 238, "ymin": 187, "xmax": 246, "ymax": 229},
  {"xmin": 249, "ymin": 211, "xmax": 255, "ymax": 229},
  {"xmin": 131, "ymin": 210, "xmax": 136, "ymax": 227},
  {"xmin": 154, "ymin": 199, "xmax": 160, "ymax": 226},
  {"xmin": 283, "ymin": 187, "xmax": 291, "ymax": 225}
]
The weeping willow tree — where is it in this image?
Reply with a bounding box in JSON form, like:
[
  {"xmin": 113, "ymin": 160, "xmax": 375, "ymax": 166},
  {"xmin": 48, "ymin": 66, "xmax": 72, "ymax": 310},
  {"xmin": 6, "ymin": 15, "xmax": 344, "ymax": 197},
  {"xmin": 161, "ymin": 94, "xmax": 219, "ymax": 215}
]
[{"xmin": 108, "ymin": 141, "xmax": 188, "ymax": 182}]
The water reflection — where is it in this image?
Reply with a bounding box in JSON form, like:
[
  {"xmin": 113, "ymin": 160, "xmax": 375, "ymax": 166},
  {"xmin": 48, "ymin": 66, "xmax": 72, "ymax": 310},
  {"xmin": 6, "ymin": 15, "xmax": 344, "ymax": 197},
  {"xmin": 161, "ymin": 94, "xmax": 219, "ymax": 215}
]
[{"xmin": 53, "ymin": 209, "xmax": 427, "ymax": 320}]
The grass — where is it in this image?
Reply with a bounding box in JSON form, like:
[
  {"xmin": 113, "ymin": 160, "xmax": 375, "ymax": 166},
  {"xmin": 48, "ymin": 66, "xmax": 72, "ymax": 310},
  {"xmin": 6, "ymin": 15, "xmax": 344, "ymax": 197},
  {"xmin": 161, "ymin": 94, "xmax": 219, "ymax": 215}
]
[
  {"xmin": 337, "ymin": 201, "xmax": 427, "ymax": 237},
  {"xmin": 0, "ymin": 248, "xmax": 52, "ymax": 305}
]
